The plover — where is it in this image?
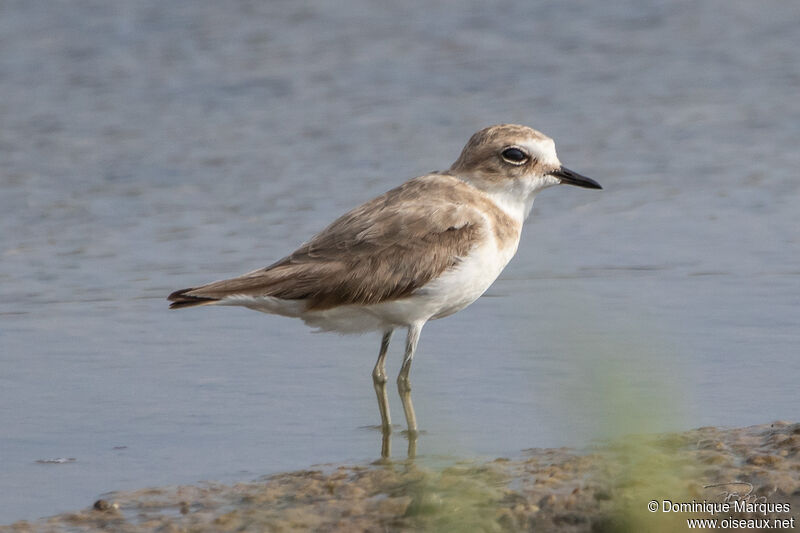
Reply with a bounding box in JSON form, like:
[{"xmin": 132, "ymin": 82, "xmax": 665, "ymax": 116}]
[{"xmin": 168, "ymin": 124, "xmax": 601, "ymax": 439}]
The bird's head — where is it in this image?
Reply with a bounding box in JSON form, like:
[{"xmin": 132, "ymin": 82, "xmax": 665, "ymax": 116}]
[{"xmin": 450, "ymin": 124, "xmax": 601, "ymax": 200}]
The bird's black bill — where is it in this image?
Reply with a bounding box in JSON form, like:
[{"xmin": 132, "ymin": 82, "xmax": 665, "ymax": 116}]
[{"xmin": 550, "ymin": 166, "xmax": 602, "ymax": 190}]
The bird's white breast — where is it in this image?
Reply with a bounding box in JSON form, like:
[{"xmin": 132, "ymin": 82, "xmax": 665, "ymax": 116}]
[{"xmin": 415, "ymin": 229, "xmax": 519, "ymax": 320}]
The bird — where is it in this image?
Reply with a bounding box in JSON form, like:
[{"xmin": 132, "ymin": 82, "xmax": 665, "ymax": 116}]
[{"xmin": 168, "ymin": 124, "xmax": 601, "ymax": 441}]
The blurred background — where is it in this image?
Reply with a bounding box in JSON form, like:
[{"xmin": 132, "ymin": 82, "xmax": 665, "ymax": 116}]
[{"xmin": 1, "ymin": 0, "xmax": 798, "ymax": 523}]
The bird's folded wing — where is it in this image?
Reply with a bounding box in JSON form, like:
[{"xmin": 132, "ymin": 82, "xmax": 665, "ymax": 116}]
[{"xmin": 169, "ymin": 175, "xmax": 488, "ymax": 310}]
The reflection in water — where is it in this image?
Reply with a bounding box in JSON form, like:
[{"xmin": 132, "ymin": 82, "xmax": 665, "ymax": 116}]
[{"xmin": 377, "ymin": 424, "xmax": 418, "ymax": 461}]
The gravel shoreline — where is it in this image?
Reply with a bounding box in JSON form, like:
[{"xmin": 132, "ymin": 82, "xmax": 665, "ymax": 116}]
[{"xmin": 4, "ymin": 422, "xmax": 799, "ymax": 532}]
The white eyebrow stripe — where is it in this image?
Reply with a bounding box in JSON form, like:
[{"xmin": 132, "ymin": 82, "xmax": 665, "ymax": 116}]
[{"xmin": 521, "ymin": 138, "xmax": 559, "ymax": 167}]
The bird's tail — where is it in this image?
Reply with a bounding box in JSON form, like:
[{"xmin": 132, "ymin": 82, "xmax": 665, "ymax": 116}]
[{"xmin": 167, "ymin": 288, "xmax": 220, "ymax": 309}]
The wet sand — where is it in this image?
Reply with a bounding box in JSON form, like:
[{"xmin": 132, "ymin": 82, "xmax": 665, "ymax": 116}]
[{"xmin": 4, "ymin": 421, "xmax": 798, "ymax": 532}]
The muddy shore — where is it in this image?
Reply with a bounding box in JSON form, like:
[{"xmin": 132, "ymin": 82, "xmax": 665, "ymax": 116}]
[{"xmin": 3, "ymin": 422, "xmax": 798, "ymax": 532}]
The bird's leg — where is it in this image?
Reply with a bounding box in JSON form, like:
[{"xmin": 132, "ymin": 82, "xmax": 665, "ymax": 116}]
[
  {"xmin": 372, "ymin": 329, "xmax": 393, "ymax": 438},
  {"xmin": 397, "ymin": 322, "xmax": 423, "ymax": 437}
]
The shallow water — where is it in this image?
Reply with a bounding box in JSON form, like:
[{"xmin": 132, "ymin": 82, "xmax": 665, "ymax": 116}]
[{"xmin": 1, "ymin": 0, "xmax": 799, "ymax": 524}]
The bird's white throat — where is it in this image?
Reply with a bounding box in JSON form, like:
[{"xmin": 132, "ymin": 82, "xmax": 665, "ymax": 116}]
[{"xmin": 476, "ymin": 175, "xmax": 558, "ymax": 224}]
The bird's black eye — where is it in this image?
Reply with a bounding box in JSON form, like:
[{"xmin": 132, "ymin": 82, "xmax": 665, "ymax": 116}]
[{"xmin": 501, "ymin": 147, "xmax": 528, "ymax": 164}]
